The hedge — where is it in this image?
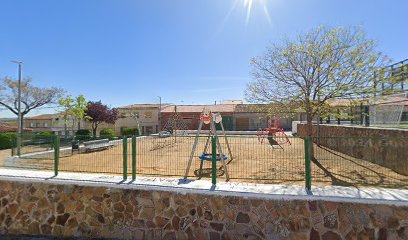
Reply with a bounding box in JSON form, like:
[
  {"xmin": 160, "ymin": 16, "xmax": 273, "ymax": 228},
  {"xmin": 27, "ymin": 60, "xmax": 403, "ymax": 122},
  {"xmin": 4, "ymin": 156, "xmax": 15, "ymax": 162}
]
[
  {"xmin": 100, "ymin": 128, "xmax": 116, "ymax": 140},
  {"xmin": 0, "ymin": 133, "xmax": 17, "ymax": 150},
  {"xmin": 122, "ymin": 127, "xmax": 139, "ymax": 136},
  {"xmin": 75, "ymin": 129, "xmax": 92, "ymax": 141},
  {"xmin": 33, "ymin": 131, "xmax": 54, "ymax": 144}
]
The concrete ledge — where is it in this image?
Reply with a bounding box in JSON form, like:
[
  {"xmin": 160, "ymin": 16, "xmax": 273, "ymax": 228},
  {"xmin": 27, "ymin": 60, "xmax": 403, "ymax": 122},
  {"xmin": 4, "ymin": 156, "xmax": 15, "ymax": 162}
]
[{"xmin": 0, "ymin": 169, "xmax": 407, "ymax": 206}]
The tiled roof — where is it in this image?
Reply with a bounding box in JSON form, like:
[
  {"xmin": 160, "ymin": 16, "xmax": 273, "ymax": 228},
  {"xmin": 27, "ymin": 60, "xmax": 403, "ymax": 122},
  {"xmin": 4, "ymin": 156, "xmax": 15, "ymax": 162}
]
[
  {"xmin": 118, "ymin": 104, "xmax": 162, "ymax": 109},
  {"xmin": 379, "ymin": 99, "xmax": 408, "ymax": 106},
  {"xmin": 326, "ymin": 98, "xmax": 368, "ymax": 107},
  {"xmin": 371, "ymin": 96, "xmax": 408, "ymax": 106},
  {"xmin": 234, "ymin": 104, "xmax": 271, "ymax": 113},
  {"xmin": 161, "ymin": 104, "xmax": 236, "ymax": 113},
  {"xmin": 118, "ymin": 103, "xmax": 175, "ymax": 109},
  {"xmin": 0, "ymin": 122, "xmax": 32, "ymax": 132},
  {"xmin": 26, "ymin": 114, "xmax": 56, "ymax": 120}
]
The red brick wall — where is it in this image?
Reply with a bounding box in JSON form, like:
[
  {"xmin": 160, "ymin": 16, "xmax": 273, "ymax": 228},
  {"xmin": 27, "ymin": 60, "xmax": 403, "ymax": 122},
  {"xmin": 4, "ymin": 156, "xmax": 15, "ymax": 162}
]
[{"xmin": 161, "ymin": 112, "xmax": 233, "ymax": 130}]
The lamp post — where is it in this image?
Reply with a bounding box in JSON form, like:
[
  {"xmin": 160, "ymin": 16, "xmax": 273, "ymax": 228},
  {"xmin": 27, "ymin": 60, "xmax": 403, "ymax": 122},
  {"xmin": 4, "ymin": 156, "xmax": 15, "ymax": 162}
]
[
  {"xmin": 158, "ymin": 96, "xmax": 162, "ymax": 132},
  {"xmin": 11, "ymin": 61, "xmax": 23, "ymax": 156}
]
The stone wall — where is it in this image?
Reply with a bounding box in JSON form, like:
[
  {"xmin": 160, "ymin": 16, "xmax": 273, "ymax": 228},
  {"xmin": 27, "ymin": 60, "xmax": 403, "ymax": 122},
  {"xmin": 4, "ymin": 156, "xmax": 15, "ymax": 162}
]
[
  {"xmin": 1, "ymin": 180, "xmax": 408, "ymax": 239},
  {"xmin": 297, "ymin": 124, "xmax": 408, "ymax": 175}
]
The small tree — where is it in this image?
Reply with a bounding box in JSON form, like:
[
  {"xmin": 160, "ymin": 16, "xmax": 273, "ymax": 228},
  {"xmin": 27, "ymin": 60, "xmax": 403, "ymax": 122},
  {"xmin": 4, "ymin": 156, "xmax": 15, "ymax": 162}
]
[
  {"xmin": 85, "ymin": 101, "xmax": 118, "ymax": 137},
  {"xmin": 0, "ymin": 77, "xmax": 63, "ymax": 128},
  {"xmin": 58, "ymin": 95, "xmax": 88, "ymax": 135},
  {"xmin": 246, "ymin": 26, "xmax": 387, "ymax": 158}
]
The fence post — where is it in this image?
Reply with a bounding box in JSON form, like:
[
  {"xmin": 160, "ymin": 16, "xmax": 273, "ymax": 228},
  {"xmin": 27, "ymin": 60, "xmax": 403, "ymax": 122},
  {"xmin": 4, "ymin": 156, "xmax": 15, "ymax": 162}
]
[
  {"xmin": 123, "ymin": 136, "xmax": 128, "ymax": 180},
  {"xmin": 54, "ymin": 135, "xmax": 60, "ymax": 176},
  {"xmin": 132, "ymin": 135, "xmax": 136, "ymax": 180},
  {"xmin": 211, "ymin": 136, "xmax": 217, "ymax": 186},
  {"xmin": 364, "ymin": 106, "xmax": 370, "ymax": 126},
  {"xmin": 304, "ymin": 137, "xmax": 312, "ymax": 191}
]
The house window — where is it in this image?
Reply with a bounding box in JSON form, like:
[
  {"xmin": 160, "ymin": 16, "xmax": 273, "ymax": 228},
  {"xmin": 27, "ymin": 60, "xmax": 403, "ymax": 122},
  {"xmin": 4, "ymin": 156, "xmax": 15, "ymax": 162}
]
[
  {"xmin": 36, "ymin": 123, "xmax": 41, "ymax": 127},
  {"xmin": 30, "ymin": 122, "xmax": 34, "ymax": 127},
  {"xmin": 44, "ymin": 123, "xmax": 48, "ymax": 127},
  {"xmin": 144, "ymin": 111, "xmax": 152, "ymax": 118}
]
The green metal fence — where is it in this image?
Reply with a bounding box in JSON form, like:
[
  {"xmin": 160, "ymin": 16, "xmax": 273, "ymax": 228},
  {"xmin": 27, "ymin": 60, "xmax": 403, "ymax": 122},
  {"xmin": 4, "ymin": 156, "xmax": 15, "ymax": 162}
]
[
  {"xmin": 311, "ymin": 136, "xmax": 408, "ymax": 188},
  {"xmin": 1, "ymin": 133, "xmax": 407, "ymax": 190}
]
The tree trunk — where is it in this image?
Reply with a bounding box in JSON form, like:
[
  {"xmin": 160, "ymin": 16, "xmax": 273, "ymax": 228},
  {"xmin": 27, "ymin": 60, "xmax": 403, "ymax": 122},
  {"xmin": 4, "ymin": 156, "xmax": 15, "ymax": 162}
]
[
  {"xmin": 92, "ymin": 122, "xmax": 98, "ymax": 138},
  {"xmin": 20, "ymin": 115, "xmax": 25, "ymax": 147},
  {"xmin": 20, "ymin": 116, "xmax": 24, "ymax": 133}
]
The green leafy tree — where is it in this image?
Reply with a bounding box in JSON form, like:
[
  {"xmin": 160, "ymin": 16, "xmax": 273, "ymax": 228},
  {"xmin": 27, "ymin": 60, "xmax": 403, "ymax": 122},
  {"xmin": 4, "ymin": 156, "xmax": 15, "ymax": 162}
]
[
  {"xmin": 246, "ymin": 26, "xmax": 387, "ymax": 158},
  {"xmin": 58, "ymin": 95, "xmax": 88, "ymax": 135}
]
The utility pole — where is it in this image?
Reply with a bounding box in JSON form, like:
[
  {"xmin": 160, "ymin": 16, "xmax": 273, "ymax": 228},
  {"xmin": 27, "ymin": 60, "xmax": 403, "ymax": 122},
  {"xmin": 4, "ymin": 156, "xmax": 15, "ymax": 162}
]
[
  {"xmin": 158, "ymin": 96, "xmax": 162, "ymax": 132},
  {"xmin": 11, "ymin": 61, "xmax": 23, "ymax": 156}
]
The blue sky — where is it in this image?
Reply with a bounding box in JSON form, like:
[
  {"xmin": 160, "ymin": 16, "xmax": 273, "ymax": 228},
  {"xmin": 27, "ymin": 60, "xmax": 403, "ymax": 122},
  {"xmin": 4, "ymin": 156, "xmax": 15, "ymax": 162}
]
[{"xmin": 0, "ymin": 0, "xmax": 407, "ymax": 117}]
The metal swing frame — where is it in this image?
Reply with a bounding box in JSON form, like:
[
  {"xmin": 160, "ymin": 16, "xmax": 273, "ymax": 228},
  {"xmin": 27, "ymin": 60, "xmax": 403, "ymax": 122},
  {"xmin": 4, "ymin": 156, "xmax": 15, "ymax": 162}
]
[{"xmin": 183, "ymin": 113, "xmax": 233, "ymax": 181}]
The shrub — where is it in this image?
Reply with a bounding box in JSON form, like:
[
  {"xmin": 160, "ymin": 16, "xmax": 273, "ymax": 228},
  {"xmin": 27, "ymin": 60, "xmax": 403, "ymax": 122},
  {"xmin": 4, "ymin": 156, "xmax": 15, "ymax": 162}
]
[
  {"xmin": 100, "ymin": 128, "xmax": 116, "ymax": 140},
  {"xmin": 75, "ymin": 129, "xmax": 92, "ymax": 141},
  {"xmin": 122, "ymin": 127, "xmax": 139, "ymax": 136},
  {"xmin": 0, "ymin": 133, "xmax": 17, "ymax": 150},
  {"xmin": 33, "ymin": 131, "xmax": 54, "ymax": 144}
]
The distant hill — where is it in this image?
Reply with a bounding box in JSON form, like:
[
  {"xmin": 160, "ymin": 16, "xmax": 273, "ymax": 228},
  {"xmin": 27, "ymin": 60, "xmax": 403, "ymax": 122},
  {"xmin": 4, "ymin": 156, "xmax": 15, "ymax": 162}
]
[{"xmin": 0, "ymin": 118, "xmax": 17, "ymax": 121}]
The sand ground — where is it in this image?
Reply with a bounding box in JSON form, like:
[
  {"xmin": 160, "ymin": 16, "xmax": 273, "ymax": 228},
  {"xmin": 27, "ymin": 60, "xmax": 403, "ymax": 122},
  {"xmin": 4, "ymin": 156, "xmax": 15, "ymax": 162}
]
[{"xmin": 1, "ymin": 136, "xmax": 407, "ymax": 188}]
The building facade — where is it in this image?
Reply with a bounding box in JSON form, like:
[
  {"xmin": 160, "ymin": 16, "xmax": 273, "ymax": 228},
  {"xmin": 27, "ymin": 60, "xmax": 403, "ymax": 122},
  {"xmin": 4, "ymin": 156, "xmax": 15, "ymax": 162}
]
[
  {"xmin": 24, "ymin": 114, "xmax": 87, "ymax": 135},
  {"xmin": 161, "ymin": 104, "xmax": 235, "ymax": 131},
  {"xmin": 114, "ymin": 104, "xmax": 161, "ymax": 135}
]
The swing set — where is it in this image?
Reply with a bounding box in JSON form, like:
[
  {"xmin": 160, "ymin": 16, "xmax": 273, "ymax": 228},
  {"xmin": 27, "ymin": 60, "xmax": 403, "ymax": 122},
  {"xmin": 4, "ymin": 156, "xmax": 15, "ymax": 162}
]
[{"xmin": 184, "ymin": 109, "xmax": 233, "ymax": 181}]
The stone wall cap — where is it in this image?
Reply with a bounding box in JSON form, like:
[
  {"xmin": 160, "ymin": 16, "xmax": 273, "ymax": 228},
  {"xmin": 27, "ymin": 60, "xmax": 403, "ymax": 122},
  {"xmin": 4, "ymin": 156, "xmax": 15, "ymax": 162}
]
[
  {"xmin": 297, "ymin": 123, "xmax": 408, "ymax": 132},
  {"xmin": 0, "ymin": 169, "xmax": 408, "ymax": 206}
]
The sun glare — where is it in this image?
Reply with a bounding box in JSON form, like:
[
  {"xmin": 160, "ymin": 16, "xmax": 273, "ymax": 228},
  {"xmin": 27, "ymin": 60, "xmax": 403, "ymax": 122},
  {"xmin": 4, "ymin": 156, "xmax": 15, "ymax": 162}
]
[
  {"xmin": 243, "ymin": 0, "xmax": 254, "ymax": 25},
  {"xmin": 243, "ymin": 0, "xmax": 271, "ymax": 25},
  {"xmin": 214, "ymin": 0, "xmax": 273, "ymax": 38}
]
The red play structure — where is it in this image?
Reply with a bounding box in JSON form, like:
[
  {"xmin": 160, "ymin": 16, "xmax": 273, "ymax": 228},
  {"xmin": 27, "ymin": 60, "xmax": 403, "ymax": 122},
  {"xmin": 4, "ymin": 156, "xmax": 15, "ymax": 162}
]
[{"xmin": 257, "ymin": 119, "xmax": 291, "ymax": 147}]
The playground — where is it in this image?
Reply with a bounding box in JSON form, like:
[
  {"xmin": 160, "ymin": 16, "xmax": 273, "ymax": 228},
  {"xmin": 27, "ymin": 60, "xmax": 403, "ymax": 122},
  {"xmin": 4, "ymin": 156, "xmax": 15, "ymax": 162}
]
[
  {"xmin": 1, "ymin": 110, "xmax": 407, "ymax": 188},
  {"xmin": 1, "ymin": 135, "xmax": 408, "ymax": 188}
]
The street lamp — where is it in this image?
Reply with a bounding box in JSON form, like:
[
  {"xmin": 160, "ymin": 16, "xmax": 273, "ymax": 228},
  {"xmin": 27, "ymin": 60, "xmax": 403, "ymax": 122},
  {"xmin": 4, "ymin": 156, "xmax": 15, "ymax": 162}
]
[
  {"xmin": 11, "ymin": 60, "xmax": 23, "ymax": 156},
  {"xmin": 158, "ymin": 96, "xmax": 162, "ymax": 132}
]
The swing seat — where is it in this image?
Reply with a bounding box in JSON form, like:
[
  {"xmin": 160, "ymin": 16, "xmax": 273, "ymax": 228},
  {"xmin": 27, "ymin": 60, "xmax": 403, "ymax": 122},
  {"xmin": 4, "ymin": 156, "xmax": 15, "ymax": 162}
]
[{"xmin": 199, "ymin": 153, "xmax": 228, "ymax": 162}]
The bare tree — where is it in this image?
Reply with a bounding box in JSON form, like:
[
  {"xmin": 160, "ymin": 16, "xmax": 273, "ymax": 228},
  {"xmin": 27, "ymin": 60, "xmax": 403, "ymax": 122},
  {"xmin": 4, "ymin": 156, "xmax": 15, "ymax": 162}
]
[
  {"xmin": 245, "ymin": 26, "xmax": 387, "ymax": 158},
  {"xmin": 0, "ymin": 77, "xmax": 63, "ymax": 127}
]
